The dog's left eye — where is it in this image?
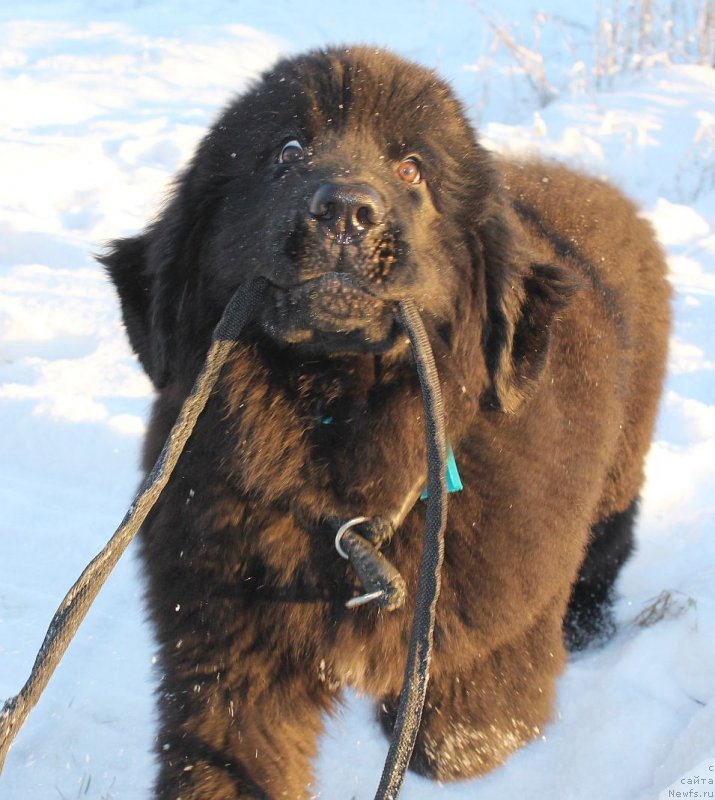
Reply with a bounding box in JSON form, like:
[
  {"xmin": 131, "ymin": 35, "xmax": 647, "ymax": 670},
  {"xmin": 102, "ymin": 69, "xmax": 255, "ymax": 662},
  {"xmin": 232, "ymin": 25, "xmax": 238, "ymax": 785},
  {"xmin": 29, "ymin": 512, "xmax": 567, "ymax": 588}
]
[
  {"xmin": 279, "ymin": 139, "xmax": 305, "ymax": 164},
  {"xmin": 396, "ymin": 157, "xmax": 422, "ymax": 185}
]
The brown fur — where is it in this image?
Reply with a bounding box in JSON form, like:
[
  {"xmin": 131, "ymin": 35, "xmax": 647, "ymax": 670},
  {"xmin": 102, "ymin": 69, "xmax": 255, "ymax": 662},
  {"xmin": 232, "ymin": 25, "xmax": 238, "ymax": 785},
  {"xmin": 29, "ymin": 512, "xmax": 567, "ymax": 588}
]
[{"xmin": 102, "ymin": 47, "xmax": 671, "ymax": 798}]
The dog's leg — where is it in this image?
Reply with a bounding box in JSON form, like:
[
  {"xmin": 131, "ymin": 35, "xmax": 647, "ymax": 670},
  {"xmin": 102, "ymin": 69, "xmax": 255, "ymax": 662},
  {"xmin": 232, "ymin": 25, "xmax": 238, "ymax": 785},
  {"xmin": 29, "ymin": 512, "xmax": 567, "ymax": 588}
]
[
  {"xmin": 564, "ymin": 497, "xmax": 638, "ymax": 651},
  {"xmin": 152, "ymin": 645, "xmax": 336, "ymax": 799},
  {"xmin": 378, "ymin": 596, "xmax": 566, "ymax": 781}
]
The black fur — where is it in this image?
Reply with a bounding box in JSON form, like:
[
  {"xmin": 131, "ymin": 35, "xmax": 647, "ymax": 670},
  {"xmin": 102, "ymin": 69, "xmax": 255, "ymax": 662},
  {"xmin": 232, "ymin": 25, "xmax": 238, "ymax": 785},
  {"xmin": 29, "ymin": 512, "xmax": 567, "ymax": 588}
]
[{"xmin": 566, "ymin": 499, "xmax": 639, "ymax": 650}]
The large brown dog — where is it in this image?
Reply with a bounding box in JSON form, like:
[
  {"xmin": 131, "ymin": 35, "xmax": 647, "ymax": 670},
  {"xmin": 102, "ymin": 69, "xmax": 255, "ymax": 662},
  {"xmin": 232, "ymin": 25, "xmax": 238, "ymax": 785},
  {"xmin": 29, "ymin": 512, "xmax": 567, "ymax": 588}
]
[{"xmin": 103, "ymin": 47, "xmax": 670, "ymax": 798}]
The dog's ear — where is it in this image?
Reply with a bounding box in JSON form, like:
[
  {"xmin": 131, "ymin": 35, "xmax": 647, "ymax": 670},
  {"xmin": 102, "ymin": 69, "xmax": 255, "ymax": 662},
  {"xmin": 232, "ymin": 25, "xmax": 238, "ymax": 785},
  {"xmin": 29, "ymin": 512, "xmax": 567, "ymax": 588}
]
[
  {"xmin": 100, "ymin": 233, "xmax": 167, "ymax": 385},
  {"xmin": 100, "ymin": 171, "xmax": 204, "ymax": 388},
  {"xmin": 476, "ymin": 207, "xmax": 582, "ymax": 413}
]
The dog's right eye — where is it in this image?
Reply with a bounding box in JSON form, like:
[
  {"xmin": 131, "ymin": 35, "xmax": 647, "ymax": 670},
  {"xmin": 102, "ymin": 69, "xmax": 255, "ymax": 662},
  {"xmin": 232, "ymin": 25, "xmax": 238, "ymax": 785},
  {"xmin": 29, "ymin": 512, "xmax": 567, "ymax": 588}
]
[{"xmin": 279, "ymin": 140, "xmax": 305, "ymax": 164}]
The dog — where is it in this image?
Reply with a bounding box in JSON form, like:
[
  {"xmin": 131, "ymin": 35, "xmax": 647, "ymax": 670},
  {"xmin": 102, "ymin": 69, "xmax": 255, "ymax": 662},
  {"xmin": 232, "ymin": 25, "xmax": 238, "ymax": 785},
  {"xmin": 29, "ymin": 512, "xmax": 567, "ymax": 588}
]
[{"xmin": 102, "ymin": 46, "xmax": 671, "ymax": 799}]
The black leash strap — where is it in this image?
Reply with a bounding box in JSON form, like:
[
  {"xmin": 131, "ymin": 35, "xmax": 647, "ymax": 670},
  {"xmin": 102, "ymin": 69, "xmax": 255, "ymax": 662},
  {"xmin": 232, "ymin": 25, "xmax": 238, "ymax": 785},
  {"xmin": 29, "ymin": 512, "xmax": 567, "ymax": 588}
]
[
  {"xmin": 0, "ymin": 277, "xmax": 269, "ymax": 774},
  {"xmin": 0, "ymin": 283, "xmax": 448, "ymax": 800},
  {"xmin": 335, "ymin": 517, "xmax": 407, "ymax": 610},
  {"xmin": 373, "ymin": 299, "xmax": 448, "ymax": 800}
]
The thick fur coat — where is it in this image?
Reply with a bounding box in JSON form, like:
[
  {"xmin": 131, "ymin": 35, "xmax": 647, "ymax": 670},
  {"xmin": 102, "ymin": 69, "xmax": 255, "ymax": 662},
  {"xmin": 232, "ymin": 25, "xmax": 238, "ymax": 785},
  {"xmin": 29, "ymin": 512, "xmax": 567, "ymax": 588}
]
[{"xmin": 103, "ymin": 47, "xmax": 671, "ymax": 799}]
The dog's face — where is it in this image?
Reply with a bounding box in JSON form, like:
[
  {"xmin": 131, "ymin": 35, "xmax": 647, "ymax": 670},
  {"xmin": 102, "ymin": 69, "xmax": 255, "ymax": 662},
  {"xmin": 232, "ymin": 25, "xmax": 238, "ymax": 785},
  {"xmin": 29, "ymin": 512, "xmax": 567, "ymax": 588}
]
[
  {"xmin": 103, "ymin": 46, "xmax": 578, "ymax": 411},
  {"xmin": 196, "ymin": 47, "xmax": 494, "ymax": 355},
  {"xmin": 211, "ymin": 126, "xmax": 437, "ymax": 354}
]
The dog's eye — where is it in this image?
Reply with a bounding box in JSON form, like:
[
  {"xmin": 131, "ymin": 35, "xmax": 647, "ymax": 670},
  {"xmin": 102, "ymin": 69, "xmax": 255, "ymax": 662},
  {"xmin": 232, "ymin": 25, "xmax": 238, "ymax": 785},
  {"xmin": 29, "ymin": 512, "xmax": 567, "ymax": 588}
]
[
  {"xmin": 279, "ymin": 139, "xmax": 305, "ymax": 164},
  {"xmin": 396, "ymin": 157, "xmax": 422, "ymax": 185}
]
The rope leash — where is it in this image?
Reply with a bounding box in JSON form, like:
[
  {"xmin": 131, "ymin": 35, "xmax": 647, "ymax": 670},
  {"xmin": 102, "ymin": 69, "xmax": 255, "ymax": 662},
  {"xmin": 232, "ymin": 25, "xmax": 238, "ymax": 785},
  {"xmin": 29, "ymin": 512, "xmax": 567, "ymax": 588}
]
[{"xmin": 0, "ymin": 281, "xmax": 449, "ymax": 800}]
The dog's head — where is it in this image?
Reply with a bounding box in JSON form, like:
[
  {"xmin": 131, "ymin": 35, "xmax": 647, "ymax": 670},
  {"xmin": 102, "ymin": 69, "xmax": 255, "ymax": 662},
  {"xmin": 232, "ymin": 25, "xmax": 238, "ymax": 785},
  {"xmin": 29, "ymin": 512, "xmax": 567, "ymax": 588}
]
[{"xmin": 103, "ymin": 47, "xmax": 578, "ymax": 411}]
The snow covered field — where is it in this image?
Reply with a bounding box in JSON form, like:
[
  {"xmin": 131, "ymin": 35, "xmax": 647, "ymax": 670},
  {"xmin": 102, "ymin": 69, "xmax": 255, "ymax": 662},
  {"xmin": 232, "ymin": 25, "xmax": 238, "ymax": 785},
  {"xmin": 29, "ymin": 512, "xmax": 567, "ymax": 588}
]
[{"xmin": 0, "ymin": 2, "xmax": 713, "ymax": 798}]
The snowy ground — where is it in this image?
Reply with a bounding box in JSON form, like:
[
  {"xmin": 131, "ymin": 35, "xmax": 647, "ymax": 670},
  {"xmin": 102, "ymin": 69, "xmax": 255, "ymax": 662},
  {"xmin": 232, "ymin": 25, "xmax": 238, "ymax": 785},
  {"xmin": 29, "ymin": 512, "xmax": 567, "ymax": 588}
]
[{"xmin": 1, "ymin": 2, "xmax": 714, "ymax": 799}]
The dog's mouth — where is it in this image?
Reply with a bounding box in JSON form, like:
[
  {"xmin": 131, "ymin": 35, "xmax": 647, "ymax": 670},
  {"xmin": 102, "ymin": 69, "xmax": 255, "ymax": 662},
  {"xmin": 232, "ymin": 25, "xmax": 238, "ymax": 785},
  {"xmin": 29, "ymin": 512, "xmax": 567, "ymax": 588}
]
[{"xmin": 259, "ymin": 272, "xmax": 400, "ymax": 353}]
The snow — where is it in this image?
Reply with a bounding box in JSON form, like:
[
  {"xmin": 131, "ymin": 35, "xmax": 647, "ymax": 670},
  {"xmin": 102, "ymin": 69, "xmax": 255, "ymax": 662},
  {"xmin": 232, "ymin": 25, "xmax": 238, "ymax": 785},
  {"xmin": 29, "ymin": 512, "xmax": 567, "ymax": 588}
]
[{"xmin": 1, "ymin": 2, "xmax": 714, "ymax": 799}]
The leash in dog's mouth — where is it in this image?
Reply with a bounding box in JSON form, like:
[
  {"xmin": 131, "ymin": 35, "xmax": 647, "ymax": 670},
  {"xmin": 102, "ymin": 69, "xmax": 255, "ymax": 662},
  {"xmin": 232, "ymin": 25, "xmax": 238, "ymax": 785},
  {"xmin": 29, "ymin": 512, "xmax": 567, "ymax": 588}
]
[
  {"xmin": 259, "ymin": 271, "xmax": 405, "ymax": 352},
  {"xmin": 0, "ymin": 276, "xmax": 449, "ymax": 800}
]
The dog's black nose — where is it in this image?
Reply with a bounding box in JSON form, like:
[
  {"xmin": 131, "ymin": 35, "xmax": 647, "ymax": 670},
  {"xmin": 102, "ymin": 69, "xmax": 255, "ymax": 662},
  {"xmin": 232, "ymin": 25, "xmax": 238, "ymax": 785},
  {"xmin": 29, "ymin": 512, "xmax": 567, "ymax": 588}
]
[{"xmin": 309, "ymin": 182, "xmax": 385, "ymax": 242}]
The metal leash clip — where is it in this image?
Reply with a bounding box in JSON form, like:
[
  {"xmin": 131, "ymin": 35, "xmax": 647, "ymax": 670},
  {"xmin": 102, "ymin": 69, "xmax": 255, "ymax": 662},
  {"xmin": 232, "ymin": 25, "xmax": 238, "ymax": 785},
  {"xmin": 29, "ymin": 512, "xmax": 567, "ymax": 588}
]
[{"xmin": 335, "ymin": 517, "xmax": 406, "ymax": 611}]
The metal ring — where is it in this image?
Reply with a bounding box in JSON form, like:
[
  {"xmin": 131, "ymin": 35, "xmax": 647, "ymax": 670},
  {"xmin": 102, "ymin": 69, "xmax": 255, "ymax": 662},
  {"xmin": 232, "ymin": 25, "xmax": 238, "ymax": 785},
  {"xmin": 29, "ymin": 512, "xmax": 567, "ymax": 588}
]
[
  {"xmin": 334, "ymin": 516, "xmax": 369, "ymax": 560},
  {"xmin": 345, "ymin": 590, "xmax": 385, "ymax": 609}
]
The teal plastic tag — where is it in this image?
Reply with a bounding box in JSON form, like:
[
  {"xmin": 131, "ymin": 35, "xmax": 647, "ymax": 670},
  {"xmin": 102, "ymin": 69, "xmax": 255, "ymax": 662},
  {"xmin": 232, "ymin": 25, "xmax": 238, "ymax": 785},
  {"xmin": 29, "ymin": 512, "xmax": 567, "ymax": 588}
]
[
  {"xmin": 421, "ymin": 443, "xmax": 463, "ymax": 499},
  {"xmin": 320, "ymin": 416, "xmax": 462, "ymax": 498}
]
